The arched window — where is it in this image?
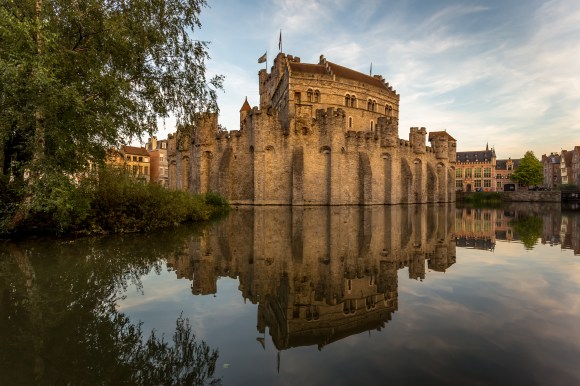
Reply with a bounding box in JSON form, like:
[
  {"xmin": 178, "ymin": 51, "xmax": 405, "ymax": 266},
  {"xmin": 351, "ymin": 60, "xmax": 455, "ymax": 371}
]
[
  {"xmin": 370, "ymin": 120, "xmax": 374, "ymax": 131},
  {"xmin": 372, "ymin": 100, "xmax": 377, "ymax": 112},
  {"xmin": 385, "ymin": 104, "xmax": 389, "ymax": 115},
  {"xmin": 349, "ymin": 116, "xmax": 353, "ymax": 128},
  {"xmin": 368, "ymin": 99, "xmax": 372, "ymax": 111},
  {"xmin": 345, "ymin": 94, "xmax": 350, "ymax": 106},
  {"xmin": 351, "ymin": 95, "xmax": 356, "ymax": 108},
  {"xmin": 314, "ymin": 90, "xmax": 320, "ymax": 103},
  {"xmin": 307, "ymin": 89, "xmax": 313, "ymax": 102}
]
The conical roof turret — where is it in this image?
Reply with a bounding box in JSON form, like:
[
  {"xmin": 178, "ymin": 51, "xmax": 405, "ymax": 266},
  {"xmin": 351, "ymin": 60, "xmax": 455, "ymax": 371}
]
[{"xmin": 240, "ymin": 97, "xmax": 251, "ymax": 112}]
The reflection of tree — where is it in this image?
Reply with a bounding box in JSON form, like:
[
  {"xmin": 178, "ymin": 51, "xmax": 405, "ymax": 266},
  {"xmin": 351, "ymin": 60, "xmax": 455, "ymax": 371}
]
[
  {"xmin": 511, "ymin": 215, "xmax": 543, "ymax": 250},
  {"xmin": 0, "ymin": 230, "xmax": 220, "ymax": 385}
]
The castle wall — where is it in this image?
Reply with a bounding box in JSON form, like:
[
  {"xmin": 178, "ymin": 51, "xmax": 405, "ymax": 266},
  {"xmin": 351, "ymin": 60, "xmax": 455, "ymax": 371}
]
[{"xmin": 170, "ymin": 53, "xmax": 456, "ymax": 205}]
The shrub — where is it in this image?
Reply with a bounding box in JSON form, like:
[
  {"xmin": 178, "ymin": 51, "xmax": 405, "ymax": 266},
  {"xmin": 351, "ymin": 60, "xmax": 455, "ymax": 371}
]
[{"xmin": 1, "ymin": 167, "xmax": 230, "ymax": 236}]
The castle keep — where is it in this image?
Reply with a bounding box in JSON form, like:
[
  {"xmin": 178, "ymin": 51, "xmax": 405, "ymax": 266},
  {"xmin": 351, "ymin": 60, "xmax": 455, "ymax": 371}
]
[{"xmin": 168, "ymin": 53, "xmax": 457, "ymax": 205}]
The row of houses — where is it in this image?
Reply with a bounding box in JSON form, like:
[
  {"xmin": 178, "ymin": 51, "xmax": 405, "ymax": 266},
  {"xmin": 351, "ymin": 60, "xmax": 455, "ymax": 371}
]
[
  {"xmin": 542, "ymin": 147, "xmax": 580, "ymax": 189},
  {"xmin": 454, "ymin": 144, "xmax": 522, "ymax": 192},
  {"xmin": 455, "ymin": 144, "xmax": 580, "ymax": 192},
  {"xmin": 107, "ymin": 136, "xmax": 169, "ymax": 186}
]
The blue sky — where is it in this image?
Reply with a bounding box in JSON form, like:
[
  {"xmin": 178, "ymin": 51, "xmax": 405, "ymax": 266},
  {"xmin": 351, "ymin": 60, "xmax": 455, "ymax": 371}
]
[{"xmin": 154, "ymin": 0, "xmax": 580, "ymax": 159}]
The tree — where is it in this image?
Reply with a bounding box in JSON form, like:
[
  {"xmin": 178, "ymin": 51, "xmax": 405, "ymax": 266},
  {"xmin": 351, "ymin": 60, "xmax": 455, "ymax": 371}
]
[
  {"xmin": 0, "ymin": 0, "xmax": 223, "ymax": 225},
  {"xmin": 512, "ymin": 151, "xmax": 543, "ymax": 187}
]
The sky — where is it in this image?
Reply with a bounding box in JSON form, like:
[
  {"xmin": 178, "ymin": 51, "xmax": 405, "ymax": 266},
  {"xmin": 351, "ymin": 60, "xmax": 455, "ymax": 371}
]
[{"xmin": 151, "ymin": 0, "xmax": 580, "ymax": 159}]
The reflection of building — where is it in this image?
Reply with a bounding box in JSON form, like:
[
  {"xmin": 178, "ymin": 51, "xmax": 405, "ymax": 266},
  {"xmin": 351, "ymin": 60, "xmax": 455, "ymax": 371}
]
[
  {"xmin": 166, "ymin": 205, "xmax": 456, "ymax": 350},
  {"xmin": 168, "ymin": 52, "xmax": 457, "ymax": 205},
  {"xmin": 454, "ymin": 208, "xmax": 515, "ymax": 250},
  {"xmin": 541, "ymin": 210, "xmax": 580, "ymax": 255},
  {"xmin": 454, "ymin": 204, "xmax": 579, "ymax": 255}
]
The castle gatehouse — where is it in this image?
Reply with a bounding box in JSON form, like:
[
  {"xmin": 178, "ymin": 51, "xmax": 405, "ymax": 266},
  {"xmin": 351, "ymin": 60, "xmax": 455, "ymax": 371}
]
[{"xmin": 168, "ymin": 52, "xmax": 456, "ymax": 205}]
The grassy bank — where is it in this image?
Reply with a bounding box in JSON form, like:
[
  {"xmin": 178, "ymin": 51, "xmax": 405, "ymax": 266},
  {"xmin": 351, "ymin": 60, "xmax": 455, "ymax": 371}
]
[
  {"xmin": 0, "ymin": 168, "xmax": 229, "ymax": 237},
  {"xmin": 456, "ymin": 192, "xmax": 503, "ymax": 206}
]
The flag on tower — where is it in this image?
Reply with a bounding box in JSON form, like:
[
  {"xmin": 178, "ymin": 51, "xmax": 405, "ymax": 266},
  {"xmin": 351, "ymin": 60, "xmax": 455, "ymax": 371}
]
[{"xmin": 258, "ymin": 52, "xmax": 267, "ymax": 63}]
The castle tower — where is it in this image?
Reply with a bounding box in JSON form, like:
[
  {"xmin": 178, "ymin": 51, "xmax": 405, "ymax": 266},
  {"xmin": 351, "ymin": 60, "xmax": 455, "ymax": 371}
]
[{"xmin": 410, "ymin": 127, "xmax": 427, "ymax": 154}]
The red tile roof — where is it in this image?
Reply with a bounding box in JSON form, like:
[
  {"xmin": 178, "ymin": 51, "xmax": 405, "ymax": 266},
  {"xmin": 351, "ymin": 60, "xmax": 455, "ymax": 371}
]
[
  {"xmin": 122, "ymin": 145, "xmax": 149, "ymax": 156},
  {"xmin": 428, "ymin": 131, "xmax": 456, "ymax": 142},
  {"xmin": 289, "ymin": 60, "xmax": 391, "ymax": 91}
]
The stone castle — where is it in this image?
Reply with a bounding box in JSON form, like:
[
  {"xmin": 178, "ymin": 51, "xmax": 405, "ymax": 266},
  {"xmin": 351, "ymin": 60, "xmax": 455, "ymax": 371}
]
[{"xmin": 168, "ymin": 52, "xmax": 457, "ymax": 205}]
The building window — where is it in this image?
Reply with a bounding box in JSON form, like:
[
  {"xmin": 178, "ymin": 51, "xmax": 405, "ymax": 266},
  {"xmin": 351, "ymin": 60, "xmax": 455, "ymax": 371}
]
[
  {"xmin": 133, "ymin": 156, "xmax": 137, "ymax": 161},
  {"xmin": 132, "ymin": 165, "xmax": 138, "ymax": 174},
  {"xmin": 160, "ymin": 155, "xmax": 164, "ymax": 162},
  {"xmin": 351, "ymin": 95, "xmax": 356, "ymax": 107},
  {"xmin": 474, "ymin": 168, "xmax": 482, "ymax": 178},
  {"xmin": 345, "ymin": 94, "xmax": 350, "ymax": 106},
  {"xmin": 474, "ymin": 180, "xmax": 482, "ymax": 188},
  {"xmin": 484, "ymin": 179, "xmax": 491, "ymax": 188},
  {"xmin": 465, "ymin": 168, "xmax": 472, "ymax": 178},
  {"xmin": 126, "ymin": 155, "xmax": 131, "ymax": 161},
  {"xmin": 456, "ymin": 169, "xmax": 462, "ymax": 178},
  {"xmin": 349, "ymin": 117, "xmax": 353, "ymax": 128},
  {"xmin": 295, "ymin": 92, "xmax": 301, "ymax": 104},
  {"xmin": 484, "ymin": 167, "xmax": 491, "ymax": 178},
  {"xmin": 314, "ymin": 90, "xmax": 320, "ymax": 102},
  {"xmin": 144, "ymin": 166, "xmax": 149, "ymax": 175},
  {"xmin": 307, "ymin": 89, "xmax": 313, "ymax": 102},
  {"xmin": 161, "ymin": 142, "xmax": 167, "ymax": 149},
  {"xmin": 456, "ymin": 180, "xmax": 463, "ymax": 188},
  {"xmin": 370, "ymin": 121, "xmax": 374, "ymax": 131},
  {"xmin": 368, "ymin": 99, "xmax": 372, "ymax": 111},
  {"xmin": 139, "ymin": 165, "xmax": 143, "ymax": 174}
]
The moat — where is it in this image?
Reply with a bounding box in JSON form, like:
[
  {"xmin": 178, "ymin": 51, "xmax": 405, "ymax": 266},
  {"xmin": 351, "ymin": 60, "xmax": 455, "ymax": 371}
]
[{"xmin": 1, "ymin": 204, "xmax": 579, "ymax": 385}]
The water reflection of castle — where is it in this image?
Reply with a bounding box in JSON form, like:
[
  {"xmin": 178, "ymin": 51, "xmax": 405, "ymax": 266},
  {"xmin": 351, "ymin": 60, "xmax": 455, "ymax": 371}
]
[
  {"xmin": 166, "ymin": 205, "xmax": 456, "ymax": 350},
  {"xmin": 454, "ymin": 204, "xmax": 580, "ymax": 255}
]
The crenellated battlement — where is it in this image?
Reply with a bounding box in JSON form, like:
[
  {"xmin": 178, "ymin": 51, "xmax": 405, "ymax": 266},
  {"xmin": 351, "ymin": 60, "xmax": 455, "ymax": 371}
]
[{"xmin": 169, "ymin": 52, "xmax": 457, "ymax": 205}]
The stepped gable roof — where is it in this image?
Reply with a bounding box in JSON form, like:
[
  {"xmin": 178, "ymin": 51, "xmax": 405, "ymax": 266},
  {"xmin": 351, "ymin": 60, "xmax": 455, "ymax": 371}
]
[
  {"xmin": 288, "ymin": 59, "xmax": 390, "ymax": 91},
  {"xmin": 496, "ymin": 158, "xmax": 520, "ymax": 170},
  {"xmin": 240, "ymin": 97, "xmax": 251, "ymax": 112},
  {"xmin": 122, "ymin": 145, "xmax": 149, "ymax": 156},
  {"xmin": 456, "ymin": 150, "xmax": 495, "ymax": 163},
  {"xmin": 428, "ymin": 131, "xmax": 456, "ymax": 142},
  {"xmin": 561, "ymin": 150, "xmax": 573, "ymax": 166}
]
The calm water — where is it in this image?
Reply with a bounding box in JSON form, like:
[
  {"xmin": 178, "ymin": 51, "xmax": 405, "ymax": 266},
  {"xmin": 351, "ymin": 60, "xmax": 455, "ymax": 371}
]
[{"xmin": 1, "ymin": 204, "xmax": 579, "ymax": 386}]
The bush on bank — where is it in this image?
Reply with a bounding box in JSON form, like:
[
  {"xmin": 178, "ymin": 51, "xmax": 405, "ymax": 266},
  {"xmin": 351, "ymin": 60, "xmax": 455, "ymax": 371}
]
[
  {"xmin": 0, "ymin": 168, "xmax": 229, "ymax": 237},
  {"xmin": 457, "ymin": 192, "xmax": 503, "ymax": 205}
]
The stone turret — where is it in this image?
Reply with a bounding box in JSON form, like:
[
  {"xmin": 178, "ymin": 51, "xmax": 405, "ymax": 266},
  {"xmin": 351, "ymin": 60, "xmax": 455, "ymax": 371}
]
[
  {"xmin": 428, "ymin": 131, "xmax": 456, "ymax": 160},
  {"xmin": 410, "ymin": 127, "xmax": 427, "ymax": 154},
  {"xmin": 378, "ymin": 116, "xmax": 398, "ymax": 147}
]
